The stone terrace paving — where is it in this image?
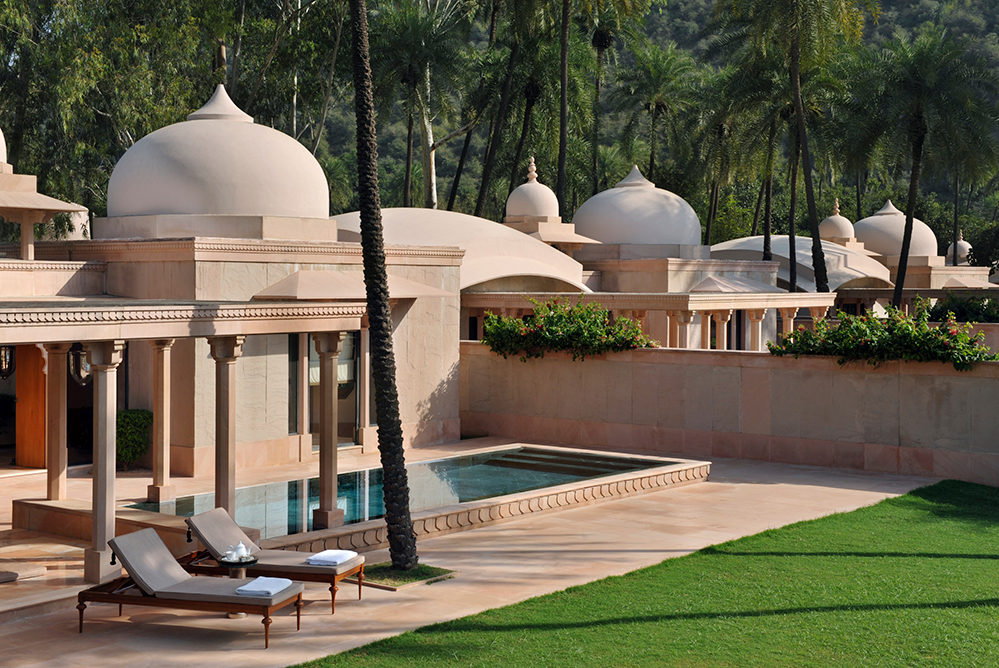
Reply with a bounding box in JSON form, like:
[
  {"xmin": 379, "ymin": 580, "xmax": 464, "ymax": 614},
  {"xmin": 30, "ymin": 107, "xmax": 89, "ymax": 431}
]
[{"xmin": 0, "ymin": 440, "xmax": 930, "ymax": 668}]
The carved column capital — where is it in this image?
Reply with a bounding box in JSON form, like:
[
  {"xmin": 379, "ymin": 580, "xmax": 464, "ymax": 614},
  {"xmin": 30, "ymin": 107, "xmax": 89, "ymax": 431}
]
[{"xmin": 208, "ymin": 335, "xmax": 245, "ymax": 362}]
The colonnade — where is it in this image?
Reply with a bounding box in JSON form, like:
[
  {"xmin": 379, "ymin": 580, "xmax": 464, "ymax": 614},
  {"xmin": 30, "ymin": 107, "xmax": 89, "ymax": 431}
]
[
  {"xmin": 40, "ymin": 330, "xmax": 354, "ymax": 583},
  {"xmin": 464, "ymin": 305, "xmax": 830, "ymax": 352}
]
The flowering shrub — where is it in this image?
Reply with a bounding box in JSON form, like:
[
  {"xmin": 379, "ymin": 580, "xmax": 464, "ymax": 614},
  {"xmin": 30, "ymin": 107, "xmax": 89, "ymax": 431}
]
[
  {"xmin": 767, "ymin": 300, "xmax": 998, "ymax": 371},
  {"xmin": 481, "ymin": 297, "xmax": 658, "ymax": 361}
]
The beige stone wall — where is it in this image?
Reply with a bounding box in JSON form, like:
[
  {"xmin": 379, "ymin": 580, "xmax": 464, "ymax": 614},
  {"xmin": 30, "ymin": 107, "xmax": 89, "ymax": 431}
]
[{"xmin": 460, "ymin": 341, "xmax": 999, "ymax": 485}]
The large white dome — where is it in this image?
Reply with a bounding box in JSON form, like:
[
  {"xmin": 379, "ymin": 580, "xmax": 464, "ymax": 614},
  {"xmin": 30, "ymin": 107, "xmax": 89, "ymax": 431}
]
[
  {"xmin": 107, "ymin": 85, "xmax": 329, "ymax": 219},
  {"xmin": 572, "ymin": 166, "xmax": 700, "ymax": 245},
  {"xmin": 854, "ymin": 200, "xmax": 938, "ymax": 258}
]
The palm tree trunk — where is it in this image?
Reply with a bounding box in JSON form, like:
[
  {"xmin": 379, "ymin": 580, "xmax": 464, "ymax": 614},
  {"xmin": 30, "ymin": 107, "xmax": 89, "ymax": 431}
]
[
  {"xmin": 790, "ymin": 42, "xmax": 828, "ymax": 293},
  {"xmin": 892, "ymin": 125, "xmax": 925, "ymax": 309},
  {"xmin": 591, "ymin": 47, "xmax": 604, "ymax": 196},
  {"xmin": 762, "ymin": 120, "xmax": 777, "ymax": 261},
  {"xmin": 952, "ymin": 173, "xmax": 960, "ymax": 266},
  {"xmin": 229, "ymin": 0, "xmax": 247, "ymax": 97},
  {"xmin": 556, "ymin": 0, "xmax": 570, "ymax": 215},
  {"xmin": 311, "ymin": 12, "xmax": 345, "ymax": 156},
  {"xmin": 705, "ymin": 181, "xmax": 719, "ymax": 245},
  {"xmin": 475, "ymin": 41, "xmax": 520, "ymax": 217},
  {"xmin": 418, "ymin": 97, "xmax": 438, "ymax": 208},
  {"xmin": 447, "ymin": 126, "xmax": 474, "ymax": 211},
  {"xmin": 348, "ymin": 0, "xmax": 418, "ymax": 571},
  {"xmin": 750, "ymin": 179, "xmax": 765, "ymax": 236},
  {"xmin": 648, "ymin": 107, "xmax": 659, "ymax": 181},
  {"xmin": 509, "ymin": 90, "xmax": 538, "ymax": 196},
  {"xmin": 788, "ymin": 137, "xmax": 801, "ymax": 292},
  {"xmin": 856, "ymin": 171, "xmax": 863, "ymax": 222},
  {"xmin": 403, "ymin": 111, "xmax": 414, "ymax": 207}
]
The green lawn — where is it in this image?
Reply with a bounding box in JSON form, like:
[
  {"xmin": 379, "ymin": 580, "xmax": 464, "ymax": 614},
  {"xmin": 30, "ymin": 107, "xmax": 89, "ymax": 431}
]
[{"xmin": 296, "ymin": 480, "xmax": 999, "ymax": 667}]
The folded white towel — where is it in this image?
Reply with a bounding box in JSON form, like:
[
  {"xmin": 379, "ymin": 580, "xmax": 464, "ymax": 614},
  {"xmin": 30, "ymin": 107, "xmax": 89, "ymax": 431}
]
[
  {"xmin": 236, "ymin": 576, "xmax": 294, "ymax": 597},
  {"xmin": 306, "ymin": 549, "xmax": 359, "ymax": 566}
]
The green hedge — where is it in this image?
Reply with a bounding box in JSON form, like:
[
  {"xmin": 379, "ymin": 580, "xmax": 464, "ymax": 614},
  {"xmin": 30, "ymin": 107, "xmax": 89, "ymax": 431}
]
[
  {"xmin": 117, "ymin": 409, "xmax": 153, "ymax": 470},
  {"xmin": 481, "ymin": 297, "xmax": 658, "ymax": 361},
  {"xmin": 767, "ymin": 300, "xmax": 998, "ymax": 371}
]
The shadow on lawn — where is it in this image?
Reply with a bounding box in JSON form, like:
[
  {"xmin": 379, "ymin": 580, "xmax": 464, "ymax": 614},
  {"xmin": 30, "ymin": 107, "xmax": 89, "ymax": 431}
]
[
  {"xmin": 416, "ymin": 597, "xmax": 999, "ymax": 634},
  {"xmin": 700, "ymin": 547, "xmax": 999, "ymax": 560}
]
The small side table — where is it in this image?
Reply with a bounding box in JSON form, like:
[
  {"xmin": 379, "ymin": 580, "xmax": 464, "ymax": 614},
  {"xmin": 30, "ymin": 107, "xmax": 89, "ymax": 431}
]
[{"xmin": 217, "ymin": 557, "xmax": 258, "ymax": 618}]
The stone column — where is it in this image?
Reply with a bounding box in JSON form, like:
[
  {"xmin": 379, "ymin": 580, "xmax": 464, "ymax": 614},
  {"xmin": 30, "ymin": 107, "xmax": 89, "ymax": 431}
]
[
  {"xmin": 19, "ymin": 221, "xmax": 34, "ymax": 261},
  {"xmin": 44, "ymin": 343, "xmax": 72, "ymax": 500},
  {"xmin": 147, "ymin": 339, "xmax": 176, "ymax": 503},
  {"xmin": 778, "ymin": 307, "xmax": 799, "ymax": 337},
  {"xmin": 358, "ymin": 328, "xmax": 371, "ymax": 434},
  {"xmin": 808, "ymin": 306, "xmax": 828, "ymax": 323},
  {"xmin": 699, "ymin": 313, "xmax": 711, "ymax": 350},
  {"xmin": 675, "ymin": 311, "xmax": 694, "ymax": 349},
  {"xmin": 208, "ymin": 336, "xmax": 244, "ymax": 517},
  {"xmin": 83, "ymin": 340, "xmax": 125, "ymax": 584},
  {"xmin": 312, "ymin": 332, "xmax": 346, "ymax": 529},
  {"xmin": 297, "ymin": 333, "xmax": 309, "ymax": 439},
  {"xmin": 667, "ymin": 311, "xmax": 679, "ymax": 349},
  {"xmin": 747, "ymin": 310, "xmax": 767, "ymax": 352},
  {"xmin": 713, "ymin": 310, "xmax": 734, "ymax": 351}
]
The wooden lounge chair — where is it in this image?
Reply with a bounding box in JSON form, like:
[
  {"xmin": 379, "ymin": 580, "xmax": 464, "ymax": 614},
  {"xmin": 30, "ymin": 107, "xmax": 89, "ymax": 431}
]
[
  {"xmin": 77, "ymin": 528, "xmax": 304, "ymax": 648},
  {"xmin": 181, "ymin": 508, "xmax": 364, "ymax": 614}
]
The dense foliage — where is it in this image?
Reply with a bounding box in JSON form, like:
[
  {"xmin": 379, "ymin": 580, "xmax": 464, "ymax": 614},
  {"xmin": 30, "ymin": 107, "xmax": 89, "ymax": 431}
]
[
  {"xmin": 481, "ymin": 298, "xmax": 658, "ymax": 361},
  {"xmin": 116, "ymin": 409, "xmax": 153, "ymax": 470},
  {"xmin": 2, "ymin": 0, "xmax": 998, "ymax": 271},
  {"xmin": 767, "ymin": 301, "xmax": 998, "ymax": 370},
  {"xmin": 926, "ymin": 293, "xmax": 999, "ymax": 323}
]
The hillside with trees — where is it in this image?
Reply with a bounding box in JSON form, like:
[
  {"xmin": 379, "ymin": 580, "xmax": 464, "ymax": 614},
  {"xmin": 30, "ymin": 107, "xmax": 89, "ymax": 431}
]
[{"xmin": 2, "ymin": 0, "xmax": 998, "ymax": 276}]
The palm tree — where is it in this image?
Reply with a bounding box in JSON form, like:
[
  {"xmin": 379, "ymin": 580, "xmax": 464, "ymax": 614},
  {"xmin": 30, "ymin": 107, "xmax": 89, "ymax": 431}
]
[
  {"xmin": 609, "ymin": 42, "xmax": 699, "ymax": 185},
  {"xmin": 723, "ymin": 46, "xmax": 840, "ymax": 264},
  {"xmin": 371, "ymin": 0, "xmax": 473, "ymax": 209},
  {"xmin": 850, "ymin": 29, "xmax": 999, "ymax": 307},
  {"xmin": 474, "ymin": 0, "xmax": 551, "ymax": 217},
  {"xmin": 347, "ymin": 0, "xmax": 418, "ymax": 570},
  {"xmin": 714, "ymin": 0, "xmax": 873, "ymax": 292},
  {"xmin": 579, "ymin": 0, "xmax": 650, "ymax": 195}
]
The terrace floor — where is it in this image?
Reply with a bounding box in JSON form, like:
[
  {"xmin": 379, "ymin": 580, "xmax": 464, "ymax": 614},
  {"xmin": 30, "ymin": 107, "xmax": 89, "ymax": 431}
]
[{"xmin": 0, "ymin": 441, "xmax": 932, "ymax": 668}]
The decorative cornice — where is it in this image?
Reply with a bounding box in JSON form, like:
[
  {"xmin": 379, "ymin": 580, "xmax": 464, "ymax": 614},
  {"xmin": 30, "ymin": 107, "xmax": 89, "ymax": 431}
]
[
  {"xmin": 1, "ymin": 237, "xmax": 465, "ymax": 262},
  {"xmin": 0, "ymin": 260, "xmax": 106, "ymax": 272},
  {"xmin": 0, "ymin": 301, "xmax": 366, "ymax": 326}
]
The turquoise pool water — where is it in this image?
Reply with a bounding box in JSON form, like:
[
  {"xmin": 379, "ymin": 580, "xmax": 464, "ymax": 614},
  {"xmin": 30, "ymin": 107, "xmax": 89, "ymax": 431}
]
[{"xmin": 129, "ymin": 447, "xmax": 672, "ymax": 539}]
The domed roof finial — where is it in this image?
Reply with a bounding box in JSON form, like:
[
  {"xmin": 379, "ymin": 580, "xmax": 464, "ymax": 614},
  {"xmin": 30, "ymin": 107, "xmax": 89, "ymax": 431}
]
[
  {"xmin": 0, "ymin": 125, "xmax": 7, "ymax": 164},
  {"xmin": 615, "ymin": 165, "xmax": 655, "ymax": 188},
  {"xmin": 187, "ymin": 84, "xmax": 253, "ymax": 123},
  {"xmin": 958, "ymin": 229, "xmax": 964, "ymax": 242},
  {"xmin": 832, "ymin": 198, "xmax": 840, "ymax": 216},
  {"xmin": 526, "ymin": 157, "xmax": 538, "ymax": 183}
]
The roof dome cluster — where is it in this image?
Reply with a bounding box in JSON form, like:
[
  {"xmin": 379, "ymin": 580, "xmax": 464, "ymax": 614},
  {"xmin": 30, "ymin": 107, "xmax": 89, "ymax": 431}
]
[
  {"xmin": 571, "ymin": 166, "xmax": 701, "ymax": 246},
  {"xmin": 106, "ymin": 85, "xmax": 329, "ymax": 219}
]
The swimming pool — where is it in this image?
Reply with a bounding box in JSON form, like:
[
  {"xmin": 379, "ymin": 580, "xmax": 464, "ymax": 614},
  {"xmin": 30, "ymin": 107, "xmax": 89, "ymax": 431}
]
[{"xmin": 129, "ymin": 447, "xmax": 676, "ymax": 540}]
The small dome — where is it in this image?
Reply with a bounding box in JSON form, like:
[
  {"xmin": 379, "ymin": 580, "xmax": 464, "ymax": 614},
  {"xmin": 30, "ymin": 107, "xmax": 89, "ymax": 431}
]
[
  {"xmin": 572, "ymin": 165, "xmax": 701, "ymax": 246},
  {"xmin": 819, "ymin": 199, "xmax": 854, "ymax": 239},
  {"xmin": 506, "ymin": 157, "xmax": 559, "ymax": 218},
  {"xmin": 946, "ymin": 230, "xmax": 972, "ymax": 265},
  {"xmin": 107, "ymin": 85, "xmax": 329, "ymax": 220},
  {"xmin": 854, "ymin": 200, "xmax": 938, "ymax": 258}
]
